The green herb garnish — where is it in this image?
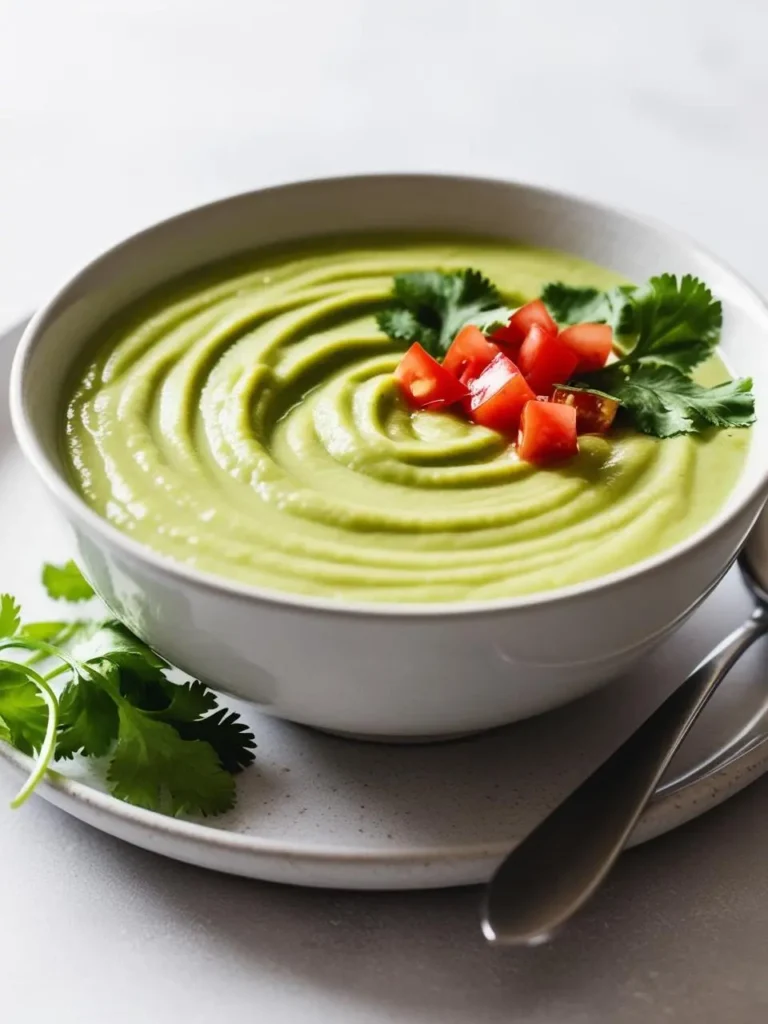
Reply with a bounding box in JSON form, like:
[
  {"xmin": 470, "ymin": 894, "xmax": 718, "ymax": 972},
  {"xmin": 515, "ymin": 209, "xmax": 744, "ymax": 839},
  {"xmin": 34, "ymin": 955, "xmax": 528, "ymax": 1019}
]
[
  {"xmin": 377, "ymin": 267, "xmax": 755, "ymax": 438},
  {"xmin": 544, "ymin": 274, "xmax": 723, "ymax": 368},
  {"xmin": 376, "ymin": 269, "xmax": 502, "ymax": 358},
  {"xmin": 560, "ymin": 368, "xmax": 754, "ymax": 438},
  {"xmin": 0, "ymin": 562, "xmax": 256, "ymax": 815},
  {"xmin": 547, "ymin": 274, "xmax": 753, "ymax": 436},
  {"xmin": 541, "ymin": 282, "xmax": 632, "ymax": 332}
]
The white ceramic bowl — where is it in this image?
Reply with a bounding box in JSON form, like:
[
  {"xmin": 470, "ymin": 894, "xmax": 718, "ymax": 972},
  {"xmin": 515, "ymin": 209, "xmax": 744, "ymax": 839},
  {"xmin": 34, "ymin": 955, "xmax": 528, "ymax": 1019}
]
[{"xmin": 11, "ymin": 175, "xmax": 768, "ymax": 740}]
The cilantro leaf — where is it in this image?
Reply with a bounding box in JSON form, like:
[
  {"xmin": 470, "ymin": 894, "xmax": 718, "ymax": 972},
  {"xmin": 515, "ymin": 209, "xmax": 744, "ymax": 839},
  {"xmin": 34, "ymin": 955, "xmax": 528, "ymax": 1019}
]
[
  {"xmin": 0, "ymin": 595, "xmax": 21, "ymax": 639},
  {"xmin": 545, "ymin": 275, "xmax": 722, "ymax": 371},
  {"xmin": 108, "ymin": 705, "xmax": 236, "ymax": 817},
  {"xmin": 616, "ymin": 274, "xmax": 722, "ymax": 371},
  {"xmin": 19, "ymin": 621, "xmax": 69, "ymax": 643},
  {"xmin": 116, "ymin": 669, "xmax": 175, "ymax": 711},
  {"xmin": 55, "ymin": 670, "xmax": 120, "ymax": 760},
  {"xmin": 171, "ymin": 709, "xmax": 257, "ymax": 774},
  {"xmin": 540, "ymin": 278, "xmax": 720, "ymax": 374},
  {"xmin": 377, "ymin": 269, "xmax": 501, "ymax": 357},
  {"xmin": 376, "ymin": 307, "xmax": 422, "ymax": 344},
  {"xmin": 465, "ymin": 306, "xmax": 515, "ymax": 334},
  {"xmin": 19, "ymin": 620, "xmax": 91, "ymax": 664},
  {"xmin": 73, "ymin": 620, "xmax": 168, "ymax": 676},
  {"xmin": 157, "ymin": 679, "xmax": 219, "ymax": 721},
  {"xmin": 617, "ymin": 368, "xmax": 754, "ymax": 437},
  {"xmin": 119, "ymin": 673, "xmax": 217, "ymax": 720},
  {"xmin": 118, "ymin": 674, "xmax": 255, "ymax": 773},
  {"xmin": 572, "ymin": 366, "xmax": 755, "ymax": 437},
  {"xmin": 543, "ymin": 283, "xmax": 631, "ymax": 327},
  {"xmin": 42, "ymin": 561, "xmax": 95, "ymax": 602},
  {"xmin": 0, "ymin": 663, "xmax": 49, "ymax": 755}
]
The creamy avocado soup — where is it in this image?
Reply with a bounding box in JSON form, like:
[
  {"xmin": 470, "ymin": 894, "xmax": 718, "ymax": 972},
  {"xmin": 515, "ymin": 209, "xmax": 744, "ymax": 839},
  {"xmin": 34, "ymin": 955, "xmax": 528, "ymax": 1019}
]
[{"xmin": 64, "ymin": 236, "xmax": 749, "ymax": 604}]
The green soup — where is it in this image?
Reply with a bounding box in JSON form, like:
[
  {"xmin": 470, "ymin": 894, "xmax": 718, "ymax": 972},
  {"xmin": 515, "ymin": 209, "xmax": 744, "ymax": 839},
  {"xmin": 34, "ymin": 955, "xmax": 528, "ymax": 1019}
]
[{"xmin": 64, "ymin": 236, "xmax": 749, "ymax": 604}]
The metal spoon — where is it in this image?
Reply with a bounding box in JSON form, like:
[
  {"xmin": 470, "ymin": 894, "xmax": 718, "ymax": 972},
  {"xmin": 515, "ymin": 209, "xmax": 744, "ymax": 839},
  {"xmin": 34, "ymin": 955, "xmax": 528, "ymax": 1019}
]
[{"xmin": 482, "ymin": 545, "xmax": 768, "ymax": 947}]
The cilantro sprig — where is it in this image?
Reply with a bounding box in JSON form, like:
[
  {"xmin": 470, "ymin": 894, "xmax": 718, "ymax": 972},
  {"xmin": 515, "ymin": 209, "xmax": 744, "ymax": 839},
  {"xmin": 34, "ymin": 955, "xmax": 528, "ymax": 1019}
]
[
  {"xmin": 0, "ymin": 561, "xmax": 255, "ymax": 816},
  {"xmin": 544, "ymin": 274, "xmax": 723, "ymax": 369},
  {"xmin": 376, "ymin": 269, "xmax": 503, "ymax": 358},
  {"xmin": 545, "ymin": 274, "xmax": 753, "ymax": 437},
  {"xmin": 538, "ymin": 283, "xmax": 629, "ymax": 328}
]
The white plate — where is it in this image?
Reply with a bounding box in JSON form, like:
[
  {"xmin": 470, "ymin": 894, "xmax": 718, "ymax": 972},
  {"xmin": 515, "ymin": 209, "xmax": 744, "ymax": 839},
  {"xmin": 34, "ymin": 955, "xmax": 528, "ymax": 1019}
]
[{"xmin": 2, "ymin": 319, "xmax": 768, "ymax": 890}]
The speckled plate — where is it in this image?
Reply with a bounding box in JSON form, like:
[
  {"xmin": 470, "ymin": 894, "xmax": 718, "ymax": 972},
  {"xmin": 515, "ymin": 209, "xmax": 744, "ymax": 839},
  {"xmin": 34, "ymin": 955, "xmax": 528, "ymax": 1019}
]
[{"xmin": 2, "ymin": 319, "xmax": 768, "ymax": 889}]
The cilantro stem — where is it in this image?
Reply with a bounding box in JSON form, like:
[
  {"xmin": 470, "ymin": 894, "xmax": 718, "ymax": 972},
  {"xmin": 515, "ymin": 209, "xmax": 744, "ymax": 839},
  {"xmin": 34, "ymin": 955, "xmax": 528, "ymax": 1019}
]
[
  {"xmin": 2, "ymin": 583, "xmax": 256, "ymax": 817},
  {"xmin": 0, "ymin": 636, "xmax": 83, "ymax": 676},
  {"xmin": 23, "ymin": 622, "xmax": 87, "ymax": 666},
  {"xmin": 42, "ymin": 664, "xmax": 70, "ymax": 683},
  {"xmin": 6, "ymin": 663, "xmax": 59, "ymax": 809},
  {"xmin": 0, "ymin": 637, "xmax": 90, "ymax": 808}
]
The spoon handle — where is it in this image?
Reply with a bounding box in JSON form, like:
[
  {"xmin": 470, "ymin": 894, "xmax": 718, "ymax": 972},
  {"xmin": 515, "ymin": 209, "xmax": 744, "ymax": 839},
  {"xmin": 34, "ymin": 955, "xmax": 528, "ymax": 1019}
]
[{"xmin": 482, "ymin": 608, "xmax": 768, "ymax": 947}]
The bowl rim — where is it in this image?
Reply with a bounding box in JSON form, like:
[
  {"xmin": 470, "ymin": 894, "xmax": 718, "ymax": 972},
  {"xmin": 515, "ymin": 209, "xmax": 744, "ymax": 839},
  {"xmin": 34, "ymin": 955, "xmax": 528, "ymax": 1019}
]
[{"xmin": 10, "ymin": 171, "xmax": 768, "ymax": 620}]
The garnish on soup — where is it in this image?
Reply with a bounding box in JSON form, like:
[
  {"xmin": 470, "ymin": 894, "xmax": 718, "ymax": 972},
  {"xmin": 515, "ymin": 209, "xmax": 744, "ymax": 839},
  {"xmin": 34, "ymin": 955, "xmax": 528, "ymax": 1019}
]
[
  {"xmin": 376, "ymin": 269, "xmax": 502, "ymax": 357},
  {"xmin": 378, "ymin": 270, "xmax": 755, "ymax": 463}
]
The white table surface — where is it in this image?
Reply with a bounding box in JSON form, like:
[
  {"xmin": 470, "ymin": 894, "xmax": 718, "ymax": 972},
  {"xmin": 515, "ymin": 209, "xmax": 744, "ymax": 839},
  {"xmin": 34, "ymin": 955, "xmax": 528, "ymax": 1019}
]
[{"xmin": 3, "ymin": 1, "xmax": 768, "ymax": 1020}]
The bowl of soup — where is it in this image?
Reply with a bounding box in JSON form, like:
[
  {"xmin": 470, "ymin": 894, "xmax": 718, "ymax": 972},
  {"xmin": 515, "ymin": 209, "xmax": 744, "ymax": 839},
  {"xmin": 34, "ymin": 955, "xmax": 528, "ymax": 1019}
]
[{"xmin": 10, "ymin": 175, "xmax": 768, "ymax": 739}]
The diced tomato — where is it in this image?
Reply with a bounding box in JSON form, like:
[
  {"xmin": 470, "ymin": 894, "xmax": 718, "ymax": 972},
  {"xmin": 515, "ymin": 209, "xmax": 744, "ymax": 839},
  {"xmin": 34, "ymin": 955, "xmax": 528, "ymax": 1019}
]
[
  {"xmin": 443, "ymin": 325, "xmax": 501, "ymax": 380},
  {"xmin": 395, "ymin": 343, "xmax": 469, "ymax": 409},
  {"xmin": 468, "ymin": 353, "xmax": 537, "ymax": 434},
  {"xmin": 517, "ymin": 401, "xmax": 578, "ymax": 464},
  {"xmin": 551, "ymin": 388, "xmax": 619, "ymax": 434},
  {"xmin": 559, "ymin": 323, "xmax": 613, "ymax": 372},
  {"xmin": 498, "ymin": 300, "xmax": 558, "ymax": 346},
  {"xmin": 517, "ymin": 324, "xmax": 579, "ymax": 396},
  {"xmin": 489, "ymin": 324, "xmax": 523, "ymax": 358}
]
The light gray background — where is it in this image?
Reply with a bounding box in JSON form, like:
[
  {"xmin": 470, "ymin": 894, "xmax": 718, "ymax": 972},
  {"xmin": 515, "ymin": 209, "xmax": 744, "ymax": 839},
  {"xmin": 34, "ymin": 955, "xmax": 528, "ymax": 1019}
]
[{"xmin": 2, "ymin": 1, "xmax": 768, "ymax": 1020}]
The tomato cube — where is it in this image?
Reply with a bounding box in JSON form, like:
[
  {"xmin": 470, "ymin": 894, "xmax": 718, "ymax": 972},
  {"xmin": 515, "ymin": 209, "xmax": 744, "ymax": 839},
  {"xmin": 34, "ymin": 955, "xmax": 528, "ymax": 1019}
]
[
  {"xmin": 395, "ymin": 343, "xmax": 469, "ymax": 409},
  {"xmin": 518, "ymin": 324, "xmax": 579, "ymax": 395},
  {"xmin": 551, "ymin": 388, "xmax": 619, "ymax": 434},
  {"xmin": 468, "ymin": 353, "xmax": 537, "ymax": 434},
  {"xmin": 497, "ymin": 300, "xmax": 558, "ymax": 346},
  {"xmin": 443, "ymin": 325, "xmax": 501, "ymax": 381},
  {"xmin": 489, "ymin": 324, "xmax": 523, "ymax": 359},
  {"xmin": 559, "ymin": 323, "xmax": 613, "ymax": 372},
  {"xmin": 518, "ymin": 400, "xmax": 578, "ymax": 464}
]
